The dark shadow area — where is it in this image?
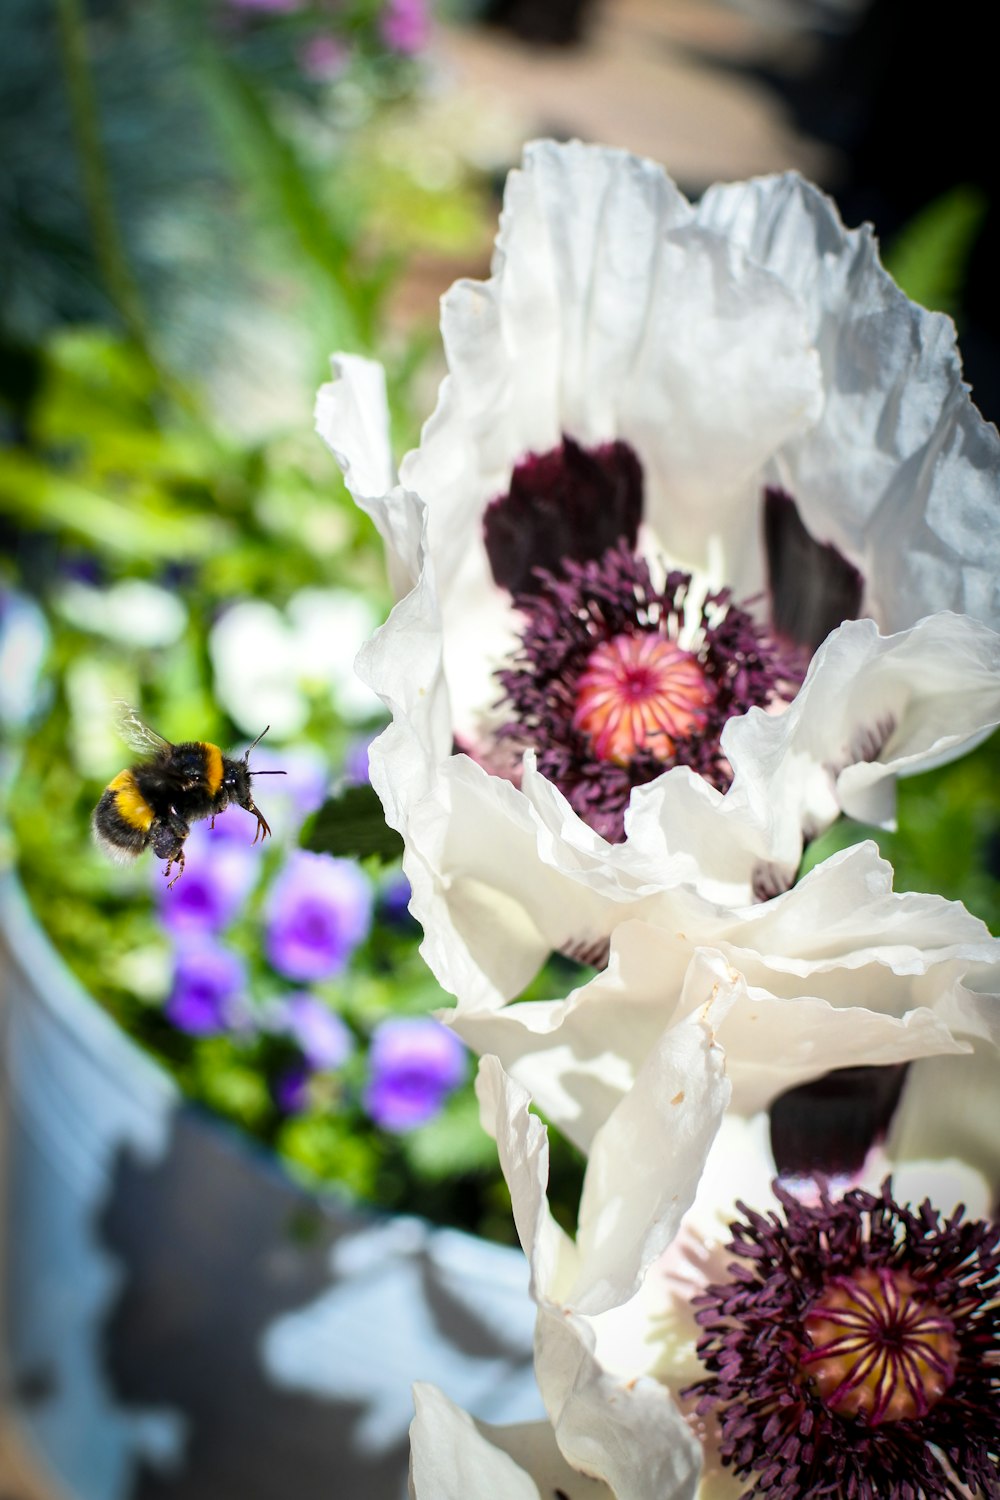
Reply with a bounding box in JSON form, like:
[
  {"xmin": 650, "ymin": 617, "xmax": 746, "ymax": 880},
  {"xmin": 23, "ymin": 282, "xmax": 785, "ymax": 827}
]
[{"xmin": 97, "ymin": 1108, "xmax": 408, "ymax": 1500}]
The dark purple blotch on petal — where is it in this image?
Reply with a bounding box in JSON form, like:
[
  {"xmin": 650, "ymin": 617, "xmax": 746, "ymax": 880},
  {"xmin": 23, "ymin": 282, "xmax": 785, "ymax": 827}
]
[
  {"xmin": 764, "ymin": 487, "xmax": 864, "ymax": 653},
  {"xmin": 769, "ymin": 1063, "xmax": 910, "ymax": 1179},
  {"xmin": 483, "ymin": 437, "xmax": 643, "ymax": 596}
]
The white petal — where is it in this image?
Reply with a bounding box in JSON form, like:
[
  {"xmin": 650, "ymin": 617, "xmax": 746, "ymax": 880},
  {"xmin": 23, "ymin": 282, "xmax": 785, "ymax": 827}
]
[
  {"xmin": 451, "ymin": 836, "xmax": 997, "ymax": 1148},
  {"xmin": 696, "ymin": 172, "xmax": 1000, "ymax": 629},
  {"xmin": 475, "ymin": 1056, "xmax": 579, "ymax": 1304},
  {"xmin": 883, "ymin": 1051, "xmax": 1000, "ymax": 1207},
  {"xmin": 573, "ymin": 1010, "xmax": 730, "ymax": 1314},
  {"xmin": 315, "ymin": 354, "xmax": 423, "ymax": 596},
  {"xmin": 408, "ymin": 1383, "xmax": 611, "ymax": 1500},
  {"xmin": 724, "ymin": 613, "xmax": 1000, "ymax": 864},
  {"xmin": 535, "ymin": 1307, "xmax": 700, "ymax": 1500},
  {"xmin": 473, "ymin": 1058, "xmax": 703, "ymax": 1499}
]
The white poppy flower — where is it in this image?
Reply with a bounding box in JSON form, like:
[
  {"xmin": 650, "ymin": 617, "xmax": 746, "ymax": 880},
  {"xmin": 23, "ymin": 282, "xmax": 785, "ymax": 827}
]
[
  {"xmin": 317, "ymin": 140, "xmax": 1000, "ymax": 1004},
  {"xmin": 408, "ymin": 1049, "xmax": 1000, "ymax": 1500}
]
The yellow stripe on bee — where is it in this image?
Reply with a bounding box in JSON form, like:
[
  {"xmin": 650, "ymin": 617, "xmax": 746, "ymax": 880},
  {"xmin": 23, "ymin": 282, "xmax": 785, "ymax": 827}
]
[
  {"xmin": 201, "ymin": 742, "xmax": 224, "ymax": 796},
  {"xmin": 108, "ymin": 769, "xmax": 155, "ymax": 831}
]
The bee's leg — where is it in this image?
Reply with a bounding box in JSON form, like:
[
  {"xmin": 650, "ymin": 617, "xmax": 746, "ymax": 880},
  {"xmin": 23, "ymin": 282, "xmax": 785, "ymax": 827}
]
[
  {"xmin": 210, "ymin": 815, "xmax": 216, "ymax": 830},
  {"xmin": 152, "ymin": 814, "xmax": 189, "ymax": 886},
  {"xmin": 246, "ymin": 800, "xmax": 271, "ymax": 845}
]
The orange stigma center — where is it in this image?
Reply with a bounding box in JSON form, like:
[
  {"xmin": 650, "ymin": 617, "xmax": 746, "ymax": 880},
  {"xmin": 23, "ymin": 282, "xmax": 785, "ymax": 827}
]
[
  {"xmin": 801, "ymin": 1267, "xmax": 958, "ymax": 1425},
  {"xmin": 572, "ymin": 633, "xmax": 713, "ymax": 766}
]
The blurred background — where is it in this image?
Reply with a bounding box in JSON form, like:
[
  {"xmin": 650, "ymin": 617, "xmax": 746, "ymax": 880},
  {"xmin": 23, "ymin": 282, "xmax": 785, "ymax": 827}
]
[{"xmin": 1, "ymin": 0, "xmax": 998, "ymax": 1496}]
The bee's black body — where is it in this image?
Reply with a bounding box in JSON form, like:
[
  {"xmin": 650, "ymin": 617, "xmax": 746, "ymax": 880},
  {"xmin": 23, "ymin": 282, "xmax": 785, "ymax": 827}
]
[{"xmin": 93, "ymin": 712, "xmax": 275, "ymax": 886}]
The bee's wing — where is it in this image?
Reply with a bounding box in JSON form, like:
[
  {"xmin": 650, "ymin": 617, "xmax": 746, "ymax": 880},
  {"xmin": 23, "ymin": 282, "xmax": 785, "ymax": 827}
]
[{"xmin": 114, "ymin": 700, "xmax": 172, "ymax": 755}]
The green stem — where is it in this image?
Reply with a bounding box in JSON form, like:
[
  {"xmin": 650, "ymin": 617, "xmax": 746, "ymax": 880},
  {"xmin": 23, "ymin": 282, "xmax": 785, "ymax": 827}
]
[{"xmin": 54, "ymin": 0, "xmax": 155, "ymax": 363}]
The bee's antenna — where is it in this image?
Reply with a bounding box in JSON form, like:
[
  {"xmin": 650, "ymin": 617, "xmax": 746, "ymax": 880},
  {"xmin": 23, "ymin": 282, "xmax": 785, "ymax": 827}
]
[
  {"xmin": 243, "ymin": 725, "xmax": 271, "ymax": 762},
  {"xmin": 250, "ymin": 770, "xmax": 287, "ymax": 776}
]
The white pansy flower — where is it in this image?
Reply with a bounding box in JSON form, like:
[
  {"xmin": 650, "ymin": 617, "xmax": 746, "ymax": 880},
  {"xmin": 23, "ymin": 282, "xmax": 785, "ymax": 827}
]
[
  {"xmin": 409, "ymin": 1050, "xmax": 1000, "ymax": 1500},
  {"xmin": 317, "ymin": 139, "xmax": 1000, "ymax": 1008},
  {"xmin": 0, "ymin": 589, "xmax": 50, "ymax": 726},
  {"xmin": 56, "ymin": 578, "xmax": 187, "ymax": 648},
  {"xmin": 209, "ymin": 589, "xmax": 381, "ymax": 738}
]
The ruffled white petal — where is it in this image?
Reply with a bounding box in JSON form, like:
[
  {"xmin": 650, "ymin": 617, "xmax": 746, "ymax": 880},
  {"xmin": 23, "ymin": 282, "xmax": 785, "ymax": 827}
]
[
  {"xmin": 723, "ymin": 613, "xmax": 1000, "ymax": 864},
  {"xmin": 696, "ymin": 171, "xmax": 1000, "ymax": 628},
  {"xmin": 475, "ymin": 1055, "xmax": 706, "ymax": 1498},
  {"xmin": 451, "ymin": 843, "xmax": 998, "ymax": 1151}
]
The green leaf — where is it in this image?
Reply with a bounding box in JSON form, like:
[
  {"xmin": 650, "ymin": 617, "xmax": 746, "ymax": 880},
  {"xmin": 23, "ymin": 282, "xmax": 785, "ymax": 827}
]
[
  {"xmin": 883, "ymin": 186, "xmax": 988, "ymax": 317},
  {"xmin": 302, "ymin": 782, "xmax": 404, "ymax": 864}
]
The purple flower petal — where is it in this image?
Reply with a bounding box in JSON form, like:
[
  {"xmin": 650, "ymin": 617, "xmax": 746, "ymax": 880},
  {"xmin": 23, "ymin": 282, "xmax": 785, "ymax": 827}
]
[
  {"xmin": 378, "ymin": 871, "xmax": 414, "ymax": 927},
  {"xmin": 274, "ymin": 1063, "xmax": 311, "ymax": 1115},
  {"xmin": 379, "ymin": 0, "xmax": 430, "ymax": 54},
  {"xmin": 265, "ymin": 850, "xmax": 374, "ymax": 982},
  {"xmin": 166, "ymin": 940, "xmax": 247, "ymax": 1035},
  {"xmin": 363, "ymin": 1017, "xmax": 466, "ymax": 1133},
  {"xmin": 283, "ymin": 994, "xmax": 354, "ymax": 1070}
]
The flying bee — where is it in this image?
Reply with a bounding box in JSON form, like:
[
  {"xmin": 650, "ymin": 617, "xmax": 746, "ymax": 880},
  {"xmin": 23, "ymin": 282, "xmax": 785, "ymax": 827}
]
[{"xmin": 92, "ymin": 703, "xmax": 286, "ymax": 887}]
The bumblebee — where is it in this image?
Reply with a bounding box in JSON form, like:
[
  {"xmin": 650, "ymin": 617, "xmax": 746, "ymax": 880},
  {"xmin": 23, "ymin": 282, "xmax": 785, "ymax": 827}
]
[{"xmin": 92, "ymin": 705, "xmax": 284, "ymax": 886}]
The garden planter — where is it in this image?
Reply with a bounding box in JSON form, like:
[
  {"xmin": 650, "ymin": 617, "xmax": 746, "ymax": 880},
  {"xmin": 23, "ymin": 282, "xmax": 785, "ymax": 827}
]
[{"xmin": 0, "ymin": 874, "xmax": 541, "ymax": 1500}]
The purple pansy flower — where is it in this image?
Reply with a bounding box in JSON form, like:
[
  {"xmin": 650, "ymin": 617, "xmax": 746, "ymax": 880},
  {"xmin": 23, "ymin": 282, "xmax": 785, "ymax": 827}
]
[
  {"xmin": 166, "ymin": 939, "xmax": 248, "ymax": 1036},
  {"xmin": 265, "ymin": 850, "xmax": 374, "ymax": 982},
  {"xmin": 273, "ymin": 1063, "xmax": 310, "ymax": 1115},
  {"xmin": 379, "ymin": 0, "xmax": 430, "ymax": 55},
  {"xmin": 283, "ymin": 993, "xmax": 354, "ymax": 1071},
  {"xmin": 343, "ymin": 730, "xmax": 379, "ymax": 786},
  {"xmin": 246, "ymin": 746, "xmax": 329, "ymax": 841},
  {"xmin": 155, "ymin": 819, "xmax": 260, "ymax": 935},
  {"xmin": 299, "ymin": 34, "xmax": 350, "ymax": 82},
  {"xmin": 378, "ymin": 871, "xmax": 414, "ymax": 927},
  {"xmin": 363, "ymin": 1017, "xmax": 466, "ymax": 1133}
]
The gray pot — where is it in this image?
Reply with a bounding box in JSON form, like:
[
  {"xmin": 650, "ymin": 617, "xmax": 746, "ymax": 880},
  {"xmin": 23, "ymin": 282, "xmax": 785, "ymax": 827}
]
[{"xmin": 0, "ymin": 874, "xmax": 541, "ymax": 1500}]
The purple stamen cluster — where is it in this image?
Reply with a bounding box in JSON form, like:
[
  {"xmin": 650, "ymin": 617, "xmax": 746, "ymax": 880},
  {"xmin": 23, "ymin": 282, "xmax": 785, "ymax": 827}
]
[
  {"xmin": 685, "ymin": 1179, "xmax": 1000, "ymax": 1500},
  {"xmin": 494, "ymin": 541, "xmax": 801, "ymax": 842}
]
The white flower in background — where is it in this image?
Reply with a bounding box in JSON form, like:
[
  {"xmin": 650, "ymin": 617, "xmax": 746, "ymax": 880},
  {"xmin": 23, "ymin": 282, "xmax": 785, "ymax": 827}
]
[
  {"xmin": 316, "ymin": 139, "xmax": 1000, "ymax": 1009},
  {"xmin": 408, "ymin": 1050, "xmax": 1000, "ymax": 1500},
  {"xmin": 209, "ymin": 588, "xmax": 381, "ymax": 738},
  {"xmin": 56, "ymin": 578, "xmax": 187, "ymax": 648},
  {"xmin": 0, "ymin": 589, "xmax": 50, "ymax": 727}
]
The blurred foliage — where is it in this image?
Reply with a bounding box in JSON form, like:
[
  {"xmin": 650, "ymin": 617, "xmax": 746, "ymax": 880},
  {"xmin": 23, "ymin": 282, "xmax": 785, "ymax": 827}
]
[
  {"xmin": 883, "ymin": 185, "xmax": 989, "ymax": 319},
  {"xmin": 0, "ymin": 0, "xmax": 525, "ymax": 1239}
]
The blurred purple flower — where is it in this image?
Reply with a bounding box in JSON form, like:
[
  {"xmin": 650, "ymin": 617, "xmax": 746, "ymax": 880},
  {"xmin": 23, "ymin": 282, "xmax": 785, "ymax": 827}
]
[
  {"xmin": 248, "ymin": 745, "xmax": 329, "ymax": 837},
  {"xmin": 343, "ymin": 731, "xmax": 378, "ymax": 785},
  {"xmin": 274, "ymin": 1063, "xmax": 310, "ymax": 1115},
  {"xmin": 166, "ymin": 940, "xmax": 247, "ymax": 1035},
  {"xmin": 265, "ymin": 851, "xmax": 374, "ymax": 982},
  {"xmin": 379, "ymin": 0, "xmax": 430, "ymax": 54},
  {"xmin": 155, "ymin": 819, "xmax": 260, "ymax": 935},
  {"xmin": 299, "ymin": 33, "xmax": 350, "ymax": 81},
  {"xmin": 378, "ymin": 871, "xmax": 414, "ymax": 927},
  {"xmin": 363, "ymin": 1017, "xmax": 466, "ymax": 1133},
  {"xmin": 283, "ymin": 993, "xmax": 354, "ymax": 1070}
]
